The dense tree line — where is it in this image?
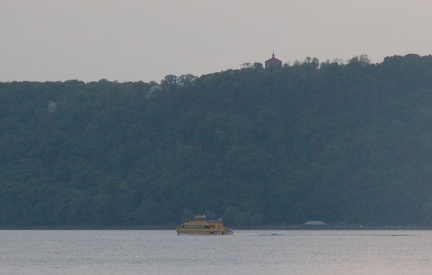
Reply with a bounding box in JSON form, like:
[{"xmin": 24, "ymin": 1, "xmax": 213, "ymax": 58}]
[{"xmin": 2, "ymin": 54, "xmax": 432, "ymax": 227}]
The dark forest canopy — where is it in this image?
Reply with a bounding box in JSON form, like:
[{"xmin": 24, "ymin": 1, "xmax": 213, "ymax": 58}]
[{"xmin": 2, "ymin": 54, "xmax": 432, "ymax": 228}]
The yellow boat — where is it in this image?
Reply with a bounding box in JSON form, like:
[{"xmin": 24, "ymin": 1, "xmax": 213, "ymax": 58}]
[{"xmin": 176, "ymin": 215, "xmax": 233, "ymax": 235}]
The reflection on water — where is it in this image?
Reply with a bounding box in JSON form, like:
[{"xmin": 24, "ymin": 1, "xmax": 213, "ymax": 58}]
[{"xmin": 1, "ymin": 230, "xmax": 432, "ymax": 274}]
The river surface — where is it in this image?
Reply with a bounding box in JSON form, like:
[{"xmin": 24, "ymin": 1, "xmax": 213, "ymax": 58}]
[{"xmin": 1, "ymin": 230, "xmax": 431, "ymax": 274}]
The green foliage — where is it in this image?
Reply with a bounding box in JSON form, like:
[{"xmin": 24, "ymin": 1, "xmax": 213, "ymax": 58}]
[{"xmin": 2, "ymin": 54, "xmax": 432, "ymax": 227}]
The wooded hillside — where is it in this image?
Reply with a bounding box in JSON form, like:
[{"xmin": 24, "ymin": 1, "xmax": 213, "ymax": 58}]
[{"xmin": 2, "ymin": 54, "xmax": 432, "ymax": 227}]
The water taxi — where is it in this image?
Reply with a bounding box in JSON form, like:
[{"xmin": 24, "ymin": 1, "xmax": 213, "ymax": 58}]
[{"xmin": 176, "ymin": 215, "xmax": 233, "ymax": 235}]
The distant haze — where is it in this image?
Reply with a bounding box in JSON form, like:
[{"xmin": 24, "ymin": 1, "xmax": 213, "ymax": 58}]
[{"xmin": 1, "ymin": 0, "xmax": 431, "ymax": 83}]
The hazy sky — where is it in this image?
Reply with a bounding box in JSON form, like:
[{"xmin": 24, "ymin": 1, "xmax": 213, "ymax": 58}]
[{"xmin": 1, "ymin": 0, "xmax": 431, "ymax": 83}]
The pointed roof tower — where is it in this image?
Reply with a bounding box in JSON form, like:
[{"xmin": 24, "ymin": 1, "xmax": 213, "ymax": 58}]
[{"xmin": 265, "ymin": 51, "xmax": 282, "ymax": 68}]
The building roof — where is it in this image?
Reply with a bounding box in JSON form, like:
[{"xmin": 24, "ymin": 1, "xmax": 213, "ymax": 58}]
[
  {"xmin": 303, "ymin": 221, "xmax": 327, "ymax": 226},
  {"xmin": 265, "ymin": 52, "xmax": 282, "ymax": 68},
  {"xmin": 265, "ymin": 53, "xmax": 282, "ymax": 63}
]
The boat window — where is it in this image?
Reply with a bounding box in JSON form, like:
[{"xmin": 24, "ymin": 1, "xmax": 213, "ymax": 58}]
[{"xmin": 183, "ymin": 225, "xmax": 207, "ymax": 229}]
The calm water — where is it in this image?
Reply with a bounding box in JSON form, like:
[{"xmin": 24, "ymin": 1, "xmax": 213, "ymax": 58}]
[{"xmin": 1, "ymin": 230, "xmax": 431, "ymax": 274}]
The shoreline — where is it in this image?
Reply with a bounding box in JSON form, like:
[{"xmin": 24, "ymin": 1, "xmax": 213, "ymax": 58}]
[{"xmin": 2, "ymin": 225, "xmax": 432, "ymax": 230}]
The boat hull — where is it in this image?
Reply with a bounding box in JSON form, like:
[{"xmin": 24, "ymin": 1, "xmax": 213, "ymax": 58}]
[{"xmin": 176, "ymin": 229, "xmax": 233, "ymax": 236}]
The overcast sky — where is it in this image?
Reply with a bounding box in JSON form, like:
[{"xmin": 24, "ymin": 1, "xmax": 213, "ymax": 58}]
[{"xmin": 1, "ymin": 0, "xmax": 431, "ymax": 83}]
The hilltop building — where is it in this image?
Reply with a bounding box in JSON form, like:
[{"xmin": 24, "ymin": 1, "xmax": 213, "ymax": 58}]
[{"xmin": 265, "ymin": 52, "xmax": 282, "ymax": 68}]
